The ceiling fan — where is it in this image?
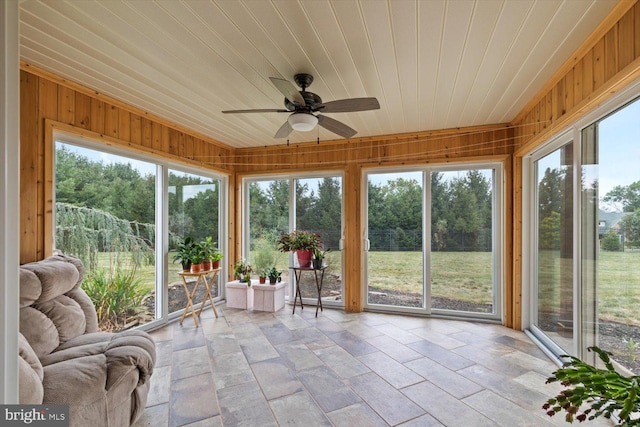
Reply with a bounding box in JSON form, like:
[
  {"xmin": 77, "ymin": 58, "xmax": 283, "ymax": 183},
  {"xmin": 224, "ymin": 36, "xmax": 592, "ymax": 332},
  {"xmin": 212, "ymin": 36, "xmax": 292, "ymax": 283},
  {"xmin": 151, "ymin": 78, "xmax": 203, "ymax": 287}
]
[{"xmin": 222, "ymin": 73, "xmax": 380, "ymax": 139}]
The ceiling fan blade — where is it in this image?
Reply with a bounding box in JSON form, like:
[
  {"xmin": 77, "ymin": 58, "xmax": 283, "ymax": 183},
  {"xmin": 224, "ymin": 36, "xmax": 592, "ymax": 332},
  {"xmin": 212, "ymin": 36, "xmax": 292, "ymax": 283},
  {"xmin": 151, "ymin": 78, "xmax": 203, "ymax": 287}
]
[
  {"xmin": 317, "ymin": 115, "xmax": 357, "ymax": 139},
  {"xmin": 317, "ymin": 97, "xmax": 380, "ymax": 113},
  {"xmin": 222, "ymin": 108, "xmax": 289, "ymax": 114},
  {"xmin": 274, "ymin": 121, "xmax": 293, "ymax": 139},
  {"xmin": 270, "ymin": 77, "xmax": 305, "ymax": 106}
]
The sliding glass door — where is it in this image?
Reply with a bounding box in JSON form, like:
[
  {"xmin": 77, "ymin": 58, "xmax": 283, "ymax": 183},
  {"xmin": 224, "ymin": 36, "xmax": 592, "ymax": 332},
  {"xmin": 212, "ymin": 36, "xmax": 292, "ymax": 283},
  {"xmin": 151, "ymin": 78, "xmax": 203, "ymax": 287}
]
[
  {"xmin": 168, "ymin": 169, "xmax": 223, "ymax": 317},
  {"xmin": 364, "ymin": 165, "xmax": 501, "ymax": 320},
  {"xmin": 244, "ymin": 174, "xmax": 344, "ymax": 307},
  {"xmin": 366, "ymin": 171, "xmax": 425, "ymax": 310},
  {"xmin": 529, "ymin": 138, "xmax": 575, "ymax": 355},
  {"xmin": 527, "ymin": 94, "xmax": 640, "ymax": 372}
]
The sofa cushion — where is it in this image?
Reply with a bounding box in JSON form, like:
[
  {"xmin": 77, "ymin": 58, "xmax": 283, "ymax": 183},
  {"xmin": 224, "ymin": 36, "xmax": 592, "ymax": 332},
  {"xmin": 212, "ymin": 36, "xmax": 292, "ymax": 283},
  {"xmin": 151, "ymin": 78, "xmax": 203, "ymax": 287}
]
[
  {"xmin": 18, "ymin": 333, "xmax": 44, "ymax": 404},
  {"xmin": 21, "ymin": 259, "xmax": 79, "ymax": 304},
  {"xmin": 19, "ymin": 269, "xmax": 42, "ymax": 308},
  {"xmin": 35, "ymin": 295, "xmax": 87, "ymax": 342},
  {"xmin": 20, "ymin": 307, "xmax": 60, "ymax": 357},
  {"xmin": 66, "ymin": 288, "xmax": 99, "ymax": 333}
]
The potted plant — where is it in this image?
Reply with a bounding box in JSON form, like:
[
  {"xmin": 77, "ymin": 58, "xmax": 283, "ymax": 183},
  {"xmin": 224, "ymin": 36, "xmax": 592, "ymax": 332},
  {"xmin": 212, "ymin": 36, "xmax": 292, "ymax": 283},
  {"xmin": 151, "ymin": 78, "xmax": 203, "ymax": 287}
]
[
  {"xmin": 312, "ymin": 247, "xmax": 330, "ymax": 269},
  {"xmin": 277, "ymin": 230, "xmax": 321, "ymax": 267},
  {"xmin": 172, "ymin": 236, "xmax": 196, "ymax": 272},
  {"xmin": 543, "ymin": 346, "xmax": 640, "ymax": 425},
  {"xmin": 233, "ymin": 259, "xmax": 252, "ymax": 282},
  {"xmin": 266, "ymin": 266, "xmax": 282, "ymax": 285},
  {"xmin": 200, "ymin": 236, "xmax": 216, "ymax": 270},
  {"xmin": 258, "ymin": 269, "xmax": 267, "ymax": 284},
  {"xmin": 210, "ymin": 249, "xmax": 223, "ymax": 269},
  {"xmin": 190, "ymin": 243, "xmax": 205, "ymax": 273}
]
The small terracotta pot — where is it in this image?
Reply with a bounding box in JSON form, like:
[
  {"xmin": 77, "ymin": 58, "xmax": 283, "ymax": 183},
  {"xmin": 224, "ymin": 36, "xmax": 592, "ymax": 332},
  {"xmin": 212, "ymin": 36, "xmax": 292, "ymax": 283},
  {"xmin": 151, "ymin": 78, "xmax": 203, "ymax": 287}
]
[
  {"xmin": 191, "ymin": 263, "xmax": 203, "ymax": 273},
  {"xmin": 203, "ymin": 260, "xmax": 212, "ymax": 271},
  {"xmin": 212, "ymin": 260, "xmax": 220, "ymax": 269},
  {"xmin": 259, "ymin": 276, "xmax": 266, "ymax": 284}
]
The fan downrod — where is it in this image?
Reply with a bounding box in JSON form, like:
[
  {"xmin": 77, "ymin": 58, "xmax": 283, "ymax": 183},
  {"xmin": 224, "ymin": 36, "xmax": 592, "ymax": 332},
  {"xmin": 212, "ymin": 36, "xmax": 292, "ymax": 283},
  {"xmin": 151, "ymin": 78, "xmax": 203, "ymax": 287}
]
[{"xmin": 294, "ymin": 73, "xmax": 314, "ymax": 90}]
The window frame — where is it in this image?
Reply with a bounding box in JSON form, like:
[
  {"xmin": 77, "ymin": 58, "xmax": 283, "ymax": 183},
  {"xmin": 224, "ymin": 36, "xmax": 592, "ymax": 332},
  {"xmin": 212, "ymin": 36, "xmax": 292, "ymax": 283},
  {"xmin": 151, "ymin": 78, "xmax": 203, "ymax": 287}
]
[
  {"xmin": 242, "ymin": 171, "xmax": 346, "ymax": 308},
  {"xmin": 51, "ymin": 129, "xmax": 228, "ymax": 331},
  {"xmin": 523, "ymin": 77, "xmax": 640, "ymax": 362},
  {"xmin": 361, "ymin": 161, "xmax": 504, "ymax": 322}
]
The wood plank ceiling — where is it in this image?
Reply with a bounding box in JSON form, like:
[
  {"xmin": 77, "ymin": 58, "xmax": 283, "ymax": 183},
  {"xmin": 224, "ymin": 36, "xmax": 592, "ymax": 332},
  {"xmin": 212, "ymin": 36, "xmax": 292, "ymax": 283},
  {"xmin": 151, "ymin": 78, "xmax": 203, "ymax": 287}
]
[{"xmin": 19, "ymin": 0, "xmax": 617, "ymax": 149}]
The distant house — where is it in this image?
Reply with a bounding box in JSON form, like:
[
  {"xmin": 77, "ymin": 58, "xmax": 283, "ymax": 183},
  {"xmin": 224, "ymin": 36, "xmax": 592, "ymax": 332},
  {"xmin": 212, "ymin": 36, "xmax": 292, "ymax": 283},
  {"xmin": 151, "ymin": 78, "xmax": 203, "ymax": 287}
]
[{"xmin": 598, "ymin": 210, "xmax": 632, "ymax": 239}]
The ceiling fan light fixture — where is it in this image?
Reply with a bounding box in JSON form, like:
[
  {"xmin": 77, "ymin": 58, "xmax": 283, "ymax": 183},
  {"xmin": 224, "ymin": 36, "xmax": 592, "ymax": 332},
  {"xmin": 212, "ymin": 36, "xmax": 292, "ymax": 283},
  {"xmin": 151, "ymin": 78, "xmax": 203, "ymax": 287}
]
[{"xmin": 288, "ymin": 112, "xmax": 318, "ymax": 131}]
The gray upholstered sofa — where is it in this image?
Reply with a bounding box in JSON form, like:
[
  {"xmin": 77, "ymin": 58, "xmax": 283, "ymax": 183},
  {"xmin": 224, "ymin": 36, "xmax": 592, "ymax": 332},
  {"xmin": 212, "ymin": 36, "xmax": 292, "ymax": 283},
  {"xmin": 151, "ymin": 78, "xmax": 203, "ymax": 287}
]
[{"xmin": 18, "ymin": 254, "xmax": 155, "ymax": 426}]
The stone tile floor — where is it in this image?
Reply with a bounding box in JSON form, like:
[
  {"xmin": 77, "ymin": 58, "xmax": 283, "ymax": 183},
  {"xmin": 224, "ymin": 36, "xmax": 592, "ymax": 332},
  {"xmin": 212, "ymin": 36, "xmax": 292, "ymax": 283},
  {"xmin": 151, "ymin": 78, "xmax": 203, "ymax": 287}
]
[{"xmin": 133, "ymin": 304, "xmax": 611, "ymax": 427}]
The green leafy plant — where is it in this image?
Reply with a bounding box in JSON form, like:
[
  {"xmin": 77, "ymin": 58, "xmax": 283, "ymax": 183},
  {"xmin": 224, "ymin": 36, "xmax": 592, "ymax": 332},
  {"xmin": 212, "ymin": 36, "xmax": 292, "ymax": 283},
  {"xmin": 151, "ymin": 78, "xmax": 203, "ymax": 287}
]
[
  {"xmin": 200, "ymin": 236, "xmax": 222, "ymax": 261},
  {"xmin": 543, "ymin": 346, "xmax": 640, "ymax": 425},
  {"xmin": 210, "ymin": 249, "xmax": 223, "ymax": 262},
  {"xmin": 189, "ymin": 242, "xmax": 205, "ymax": 264},
  {"xmin": 234, "ymin": 259, "xmax": 252, "ymax": 281},
  {"xmin": 82, "ymin": 267, "xmax": 148, "ymax": 332},
  {"xmin": 172, "ymin": 236, "xmax": 196, "ymax": 269},
  {"xmin": 266, "ymin": 266, "xmax": 282, "ymax": 283},
  {"xmin": 313, "ymin": 247, "xmax": 330, "ymax": 261},
  {"xmin": 276, "ymin": 230, "xmax": 321, "ymax": 252}
]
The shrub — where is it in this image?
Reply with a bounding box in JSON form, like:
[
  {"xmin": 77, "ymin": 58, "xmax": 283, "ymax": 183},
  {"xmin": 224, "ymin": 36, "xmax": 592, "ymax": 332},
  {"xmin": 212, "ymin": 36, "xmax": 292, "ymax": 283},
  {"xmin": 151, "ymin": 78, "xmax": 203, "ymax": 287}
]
[
  {"xmin": 82, "ymin": 267, "xmax": 149, "ymax": 331},
  {"xmin": 601, "ymin": 231, "xmax": 622, "ymax": 252}
]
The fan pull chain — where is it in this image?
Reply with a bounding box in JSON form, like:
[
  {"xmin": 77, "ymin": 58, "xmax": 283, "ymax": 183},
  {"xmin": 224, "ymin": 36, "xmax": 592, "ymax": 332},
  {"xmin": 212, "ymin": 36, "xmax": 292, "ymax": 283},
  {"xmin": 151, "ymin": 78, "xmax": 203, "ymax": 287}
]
[{"xmin": 286, "ymin": 139, "xmax": 289, "ymax": 146}]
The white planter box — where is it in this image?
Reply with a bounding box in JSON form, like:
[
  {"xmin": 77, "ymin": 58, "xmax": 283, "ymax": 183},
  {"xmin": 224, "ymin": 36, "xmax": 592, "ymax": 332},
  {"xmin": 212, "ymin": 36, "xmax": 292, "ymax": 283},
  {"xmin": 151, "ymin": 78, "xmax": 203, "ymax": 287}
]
[
  {"xmin": 252, "ymin": 282, "xmax": 285, "ymax": 312},
  {"xmin": 225, "ymin": 280, "xmax": 254, "ymax": 309}
]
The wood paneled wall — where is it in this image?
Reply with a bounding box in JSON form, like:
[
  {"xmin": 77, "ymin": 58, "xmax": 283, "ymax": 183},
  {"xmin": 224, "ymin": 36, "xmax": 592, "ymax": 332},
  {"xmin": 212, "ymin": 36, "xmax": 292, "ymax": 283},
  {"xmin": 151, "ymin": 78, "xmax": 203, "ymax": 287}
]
[
  {"xmin": 512, "ymin": 1, "xmax": 640, "ymax": 153},
  {"xmin": 19, "ymin": 64, "xmax": 234, "ymax": 265},
  {"xmin": 234, "ymin": 125, "xmax": 513, "ymax": 174},
  {"xmin": 235, "ymin": 125, "xmax": 514, "ymax": 316},
  {"xmin": 22, "ymin": 2, "xmax": 638, "ymax": 322},
  {"xmin": 509, "ymin": 0, "xmax": 640, "ymax": 330}
]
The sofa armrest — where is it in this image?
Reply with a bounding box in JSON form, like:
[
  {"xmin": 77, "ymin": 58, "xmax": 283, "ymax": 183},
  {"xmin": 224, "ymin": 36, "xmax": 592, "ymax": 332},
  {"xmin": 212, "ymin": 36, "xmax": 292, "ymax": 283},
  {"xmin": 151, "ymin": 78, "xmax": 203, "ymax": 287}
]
[{"xmin": 105, "ymin": 331, "xmax": 156, "ymax": 390}]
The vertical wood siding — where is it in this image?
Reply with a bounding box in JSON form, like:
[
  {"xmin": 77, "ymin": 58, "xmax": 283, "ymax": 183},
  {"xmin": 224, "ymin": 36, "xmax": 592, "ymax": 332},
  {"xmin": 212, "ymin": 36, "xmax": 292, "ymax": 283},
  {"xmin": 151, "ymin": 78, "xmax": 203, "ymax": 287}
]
[
  {"xmin": 19, "ymin": 67, "xmax": 234, "ymax": 266},
  {"xmin": 510, "ymin": 1, "xmax": 640, "ymax": 330}
]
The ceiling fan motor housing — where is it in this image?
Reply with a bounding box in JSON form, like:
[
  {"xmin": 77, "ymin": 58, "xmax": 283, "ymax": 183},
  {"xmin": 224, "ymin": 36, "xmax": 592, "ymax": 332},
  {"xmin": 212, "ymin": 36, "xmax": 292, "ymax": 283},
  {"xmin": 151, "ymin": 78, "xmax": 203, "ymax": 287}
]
[{"xmin": 284, "ymin": 91, "xmax": 322, "ymax": 111}]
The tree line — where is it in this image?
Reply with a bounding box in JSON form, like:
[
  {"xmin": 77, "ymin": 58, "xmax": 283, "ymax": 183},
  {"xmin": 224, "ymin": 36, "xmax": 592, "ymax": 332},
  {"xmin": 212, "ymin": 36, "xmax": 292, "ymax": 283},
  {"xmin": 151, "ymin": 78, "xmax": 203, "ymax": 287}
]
[
  {"xmin": 538, "ymin": 165, "xmax": 640, "ymax": 251},
  {"xmin": 55, "ymin": 146, "xmax": 220, "ymax": 262},
  {"xmin": 249, "ymin": 171, "xmax": 493, "ymax": 253}
]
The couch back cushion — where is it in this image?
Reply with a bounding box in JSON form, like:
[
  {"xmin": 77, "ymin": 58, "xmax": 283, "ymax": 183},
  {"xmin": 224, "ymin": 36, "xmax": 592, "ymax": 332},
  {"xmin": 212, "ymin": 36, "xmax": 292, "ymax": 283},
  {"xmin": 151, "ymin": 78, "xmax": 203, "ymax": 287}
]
[
  {"xmin": 19, "ymin": 255, "xmax": 95, "ymax": 358},
  {"xmin": 20, "ymin": 258, "xmax": 80, "ymax": 306}
]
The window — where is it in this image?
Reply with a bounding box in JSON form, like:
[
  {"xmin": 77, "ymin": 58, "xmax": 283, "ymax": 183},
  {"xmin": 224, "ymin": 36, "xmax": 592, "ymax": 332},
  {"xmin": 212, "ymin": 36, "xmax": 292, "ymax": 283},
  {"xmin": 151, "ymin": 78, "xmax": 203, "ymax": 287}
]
[
  {"xmin": 364, "ymin": 164, "xmax": 502, "ymax": 320},
  {"xmin": 55, "ymin": 141, "xmax": 160, "ymax": 331},
  {"xmin": 54, "ymin": 136, "xmax": 227, "ymax": 331},
  {"xmin": 168, "ymin": 169, "xmax": 223, "ymax": 317},
  {"xmin": 526, "ymin": 89, "xmax": 640, "ymax": 373},
  {"xmin": 244, "ymin": 174, "xmax": 344, "ymax": 306}
]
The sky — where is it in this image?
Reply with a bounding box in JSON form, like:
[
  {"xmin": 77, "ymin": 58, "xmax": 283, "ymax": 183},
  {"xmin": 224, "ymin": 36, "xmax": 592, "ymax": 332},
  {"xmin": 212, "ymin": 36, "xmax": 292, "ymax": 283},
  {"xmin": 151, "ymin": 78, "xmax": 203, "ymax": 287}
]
[{"xmin": 597, "ymin": 97, "xmax": 640, "ymax": 200}]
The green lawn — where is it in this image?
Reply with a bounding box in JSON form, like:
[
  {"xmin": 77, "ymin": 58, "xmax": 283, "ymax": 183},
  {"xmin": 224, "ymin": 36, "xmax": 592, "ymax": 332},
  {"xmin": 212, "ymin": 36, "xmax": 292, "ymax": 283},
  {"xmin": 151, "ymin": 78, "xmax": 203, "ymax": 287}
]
[
  {"xmin": 91, "ymin": 249, "xmax": 640, "ymax": 325},
  {"xmin": 367, "ymin": 251, "xmax": 493, "ymax": 304}
]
